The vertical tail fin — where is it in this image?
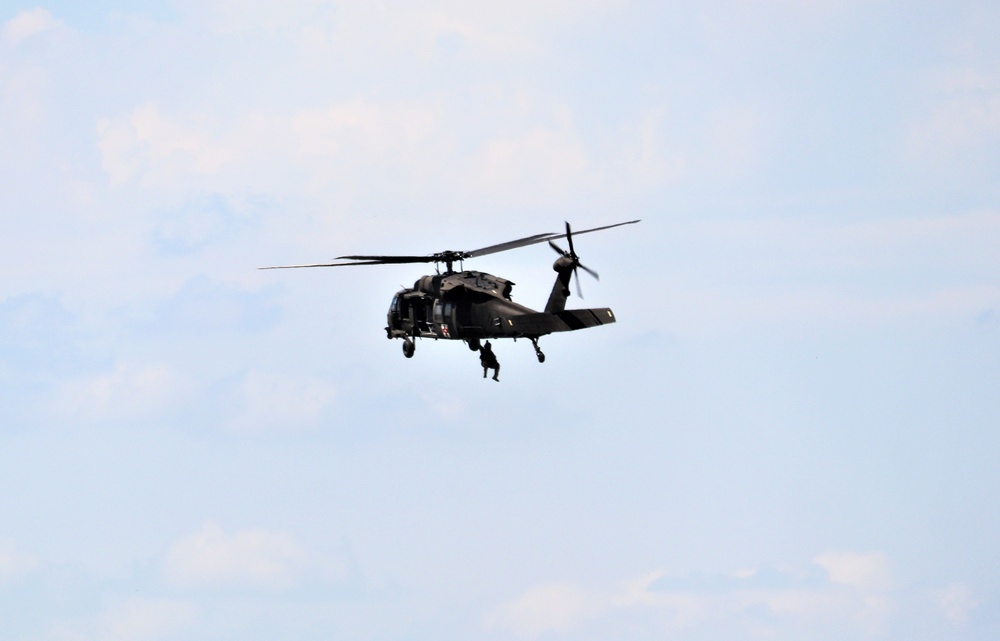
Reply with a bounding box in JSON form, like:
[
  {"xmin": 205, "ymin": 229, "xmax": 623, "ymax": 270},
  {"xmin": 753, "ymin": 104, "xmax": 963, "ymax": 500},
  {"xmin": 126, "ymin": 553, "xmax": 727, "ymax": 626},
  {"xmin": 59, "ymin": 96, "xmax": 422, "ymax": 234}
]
[{"xmin": 544, "ymin": 257, "xmax": 575, "ymax": 313}]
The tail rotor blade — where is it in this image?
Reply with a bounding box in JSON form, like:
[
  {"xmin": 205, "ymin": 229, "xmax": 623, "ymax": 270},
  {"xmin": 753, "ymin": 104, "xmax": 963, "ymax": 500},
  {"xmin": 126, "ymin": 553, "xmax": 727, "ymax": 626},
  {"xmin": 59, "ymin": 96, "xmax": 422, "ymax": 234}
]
[{"xmin": 577, "ymin": 262, "xmax": 599, "ymax": 281}]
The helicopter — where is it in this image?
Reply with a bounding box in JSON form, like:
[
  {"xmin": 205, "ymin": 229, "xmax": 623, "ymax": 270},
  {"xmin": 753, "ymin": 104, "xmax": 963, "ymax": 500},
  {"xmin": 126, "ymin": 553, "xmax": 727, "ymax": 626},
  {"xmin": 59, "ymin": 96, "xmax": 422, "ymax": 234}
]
[{"xmin": 261, "ymin": 219, "xmax": 640, "ymax": 368}]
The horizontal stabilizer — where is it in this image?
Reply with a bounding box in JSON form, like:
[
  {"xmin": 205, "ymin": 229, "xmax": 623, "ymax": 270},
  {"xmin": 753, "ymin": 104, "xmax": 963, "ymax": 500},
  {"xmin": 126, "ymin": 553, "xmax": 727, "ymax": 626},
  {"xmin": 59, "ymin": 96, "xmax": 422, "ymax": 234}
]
[{"xmin": 509, "ymin": 308, "xmax": 616, "ymax": 336}]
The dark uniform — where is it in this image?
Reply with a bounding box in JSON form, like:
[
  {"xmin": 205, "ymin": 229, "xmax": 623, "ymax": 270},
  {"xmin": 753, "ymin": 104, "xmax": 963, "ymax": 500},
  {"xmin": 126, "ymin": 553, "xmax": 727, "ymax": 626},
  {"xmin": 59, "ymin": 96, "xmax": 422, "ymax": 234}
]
[{"xmin": 479, "ymin": 341, "xmax": 500, "ymax": 381}]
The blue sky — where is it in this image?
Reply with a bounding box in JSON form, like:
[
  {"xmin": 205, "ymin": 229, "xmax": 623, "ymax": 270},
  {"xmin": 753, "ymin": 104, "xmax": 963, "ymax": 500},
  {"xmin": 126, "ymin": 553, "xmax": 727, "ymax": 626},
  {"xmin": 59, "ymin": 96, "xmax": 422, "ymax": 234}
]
[{"xmin": 1, "ymin": 1, "xmax": 999, "ymax": 639}]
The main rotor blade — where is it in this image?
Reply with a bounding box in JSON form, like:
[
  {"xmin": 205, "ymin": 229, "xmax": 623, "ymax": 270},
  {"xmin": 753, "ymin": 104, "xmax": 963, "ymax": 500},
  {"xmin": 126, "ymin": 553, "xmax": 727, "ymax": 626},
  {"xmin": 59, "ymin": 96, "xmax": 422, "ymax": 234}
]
[
  {"xmin": 259, "ymin": 257, "xmax": 432, "ymax": 269},
  {"xmin": 545, "ymin": 219, "xmax": 641, "ymax": 244},
  {"xmin": 261, "ymin": 220, "xmax": 639, "ymax": 270},
  {"xmin": 465, "ymin": 232, "xmax": 559, "ymax": 259},
  {"xmin": 335, "ymin": 255, "xmax": 438, "ymax": 264},
  {"xmin": 260, "ymin": 261, "xmax": 376, "ymax": 269},
  {"xmin": 467, "ymin": 219, "xmax": 639, "ymax": 260}
]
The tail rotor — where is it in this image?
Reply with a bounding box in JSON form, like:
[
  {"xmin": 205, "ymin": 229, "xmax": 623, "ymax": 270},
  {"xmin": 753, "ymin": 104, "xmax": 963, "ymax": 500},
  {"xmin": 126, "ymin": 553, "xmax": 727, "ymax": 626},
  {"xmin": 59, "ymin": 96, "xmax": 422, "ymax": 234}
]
[{"xmin": 548, "ymin": 221, "xmax": 599, "ymax": 299}]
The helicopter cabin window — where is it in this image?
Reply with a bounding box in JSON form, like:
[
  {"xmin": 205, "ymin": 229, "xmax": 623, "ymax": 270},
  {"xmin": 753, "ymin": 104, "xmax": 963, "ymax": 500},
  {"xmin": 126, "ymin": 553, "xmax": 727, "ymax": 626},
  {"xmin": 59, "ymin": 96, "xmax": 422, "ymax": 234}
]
[
  {"xmin": 389, "ymin": 295, "xmax": 399, "ymax": 312},
  {"xmin": 432, "ymin": 300, "xmax": 444, "ymax": 324}
]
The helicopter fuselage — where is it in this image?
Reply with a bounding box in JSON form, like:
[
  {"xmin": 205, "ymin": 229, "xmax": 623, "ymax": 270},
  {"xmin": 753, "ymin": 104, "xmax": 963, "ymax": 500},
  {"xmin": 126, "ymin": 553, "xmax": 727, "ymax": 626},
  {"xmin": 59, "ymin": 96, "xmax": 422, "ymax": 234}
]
[
  {"xmin": 387, "ymin": 271, "xmax": 527, "ymax": 341},
  {"xmin": 386, "ymin": 267, "xmax": 616, "ymax": 355}
]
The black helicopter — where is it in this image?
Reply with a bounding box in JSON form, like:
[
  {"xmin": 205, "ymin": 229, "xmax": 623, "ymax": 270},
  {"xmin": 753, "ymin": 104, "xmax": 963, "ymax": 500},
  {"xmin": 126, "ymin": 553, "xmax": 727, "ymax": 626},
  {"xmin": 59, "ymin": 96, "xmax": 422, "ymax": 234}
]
[{"xmin": 262, "ymin": 219, "xmax": 639, "ymax": 366}]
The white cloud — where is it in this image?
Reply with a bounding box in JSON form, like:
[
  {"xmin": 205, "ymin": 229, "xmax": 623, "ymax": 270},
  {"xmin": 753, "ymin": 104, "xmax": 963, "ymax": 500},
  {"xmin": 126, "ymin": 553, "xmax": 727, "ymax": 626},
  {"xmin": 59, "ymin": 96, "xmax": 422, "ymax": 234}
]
[
  {"xmin": 33, "ymin": 599, "xmax": 199, "ymax": 641},
  {"xmin": 936, "ymin": 583, "xmax": 980, "ymax": 624},
  {"xmin": 463, "ymin": 121, "xmax": 589, "ymax": 199},
  {"xmin": 423, "ymin": 395, "xmax": 468, "ymax": 420},
  {"xmin": 192, "ymin": 0, "xmax": 330, "ymax": 34},
  {"xmin": 2, "ymin": 8, "xmax": 59, "ymax": 46},
  {"xmin": 813, "ymin": 552, "xmax": 892, "ymax": 634},
  {"xmin": 487, "ymin": 582, "xmax": 603, "ymax": 638},
  {"xmin": 612, "ymin": 571, "xmax": 711, "ymax": 626},
  {"xmin": 95, "ymin": 96, "xmax": 596, "ymax": 202},
  {"xmin": 164, "ymin": 522, "xmax": 306, "ymax": 589},
  {"xmin": 225, "ymin": 370, "xmax": 338, "ymax": 432},
  {"xmin": 704, "ymin": 105, "xmax": 768, "ymax": 178},
  {"xmin": 901, "ymin": 64, "xmax": 1000, "ymax": 170},
  {"xmin": 98, "ymin": 104, "xmax": 234, "ymax": 187},
  {"xmin": 618, "ymin": 109, "xmax": 687, "ymax": 188},
  {"xmin": 97, "ymin": 100, "xmax": 436, "ymax": 194},
  {"xmin": 86, "ymin": 3, "xmax": 668, "ymax": 210},
  {"xmin": 93, "ymin": 94, "xmax": 638, "ymax": 222},
  {"xmin": 905, "ymin": 93, "xmax": 1000, "ymax": 159},
  {"xmin": 187, "ymin": 0, "xmax": 623, "ymax": 59},
  {"xmin": 666, "ymin": 284, "xmax": 1000, "ymax": 337},
  {"xmin": 493, "ymin": 553, "xmax": 906, "ymax": 638},
  {"xmin": 100, "ymin": 598, "xmax": 200, "ymax": 641},
  {"xmin": 682, "ymin": 210, "xmax": 1000, "ymax": 276},
  {"xmin": 654, "ymin": 211, "xmax": 1000, "ymax": 335},
  {"xmin": 54, "ymin": 362, "xmax": 192, "ymax": 424},
  {"xmin": 0, "ymin": 10, "xmax": 65, "ymax": 133},
  {"xmin": 815, "ymin": 551, "xmax": 890, "ymax": 591},
  {"xmin": 0, "ymin": 538, "xmax": 38, "ymax": 582},
  {"xmin": 737, "ymin": 586, "xmax": 849, "ymax": 618}
]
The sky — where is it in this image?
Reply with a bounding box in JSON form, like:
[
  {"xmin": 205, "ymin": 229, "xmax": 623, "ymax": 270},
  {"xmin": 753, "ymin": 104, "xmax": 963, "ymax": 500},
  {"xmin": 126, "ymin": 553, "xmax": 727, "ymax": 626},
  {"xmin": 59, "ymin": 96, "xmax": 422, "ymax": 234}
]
[{"xmin": 1, "ymin": 1, "xmax": 999, "ymax": 639}]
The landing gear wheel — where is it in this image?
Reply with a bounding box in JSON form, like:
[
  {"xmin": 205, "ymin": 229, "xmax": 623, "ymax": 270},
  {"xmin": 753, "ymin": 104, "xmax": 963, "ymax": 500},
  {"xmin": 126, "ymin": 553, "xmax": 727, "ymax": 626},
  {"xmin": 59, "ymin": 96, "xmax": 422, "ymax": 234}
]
[
  {"xmin": 402, "ymin": 339, "xmax": 415, "ymax": 358},
  {"xmin": 467, "ymin": 338, "xmax": 481, "ymax": 351}
]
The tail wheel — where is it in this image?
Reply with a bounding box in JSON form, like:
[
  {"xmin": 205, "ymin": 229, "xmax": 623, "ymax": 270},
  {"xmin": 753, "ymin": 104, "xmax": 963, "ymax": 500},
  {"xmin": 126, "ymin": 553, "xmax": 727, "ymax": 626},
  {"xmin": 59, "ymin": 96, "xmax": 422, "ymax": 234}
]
[
  {"xmin": 530, "ymin": 337, "xmax": 545, "ymax": 363},
  {"xmin": 402, "ymin": 339, "xmax": 415, "ymax": 358}
]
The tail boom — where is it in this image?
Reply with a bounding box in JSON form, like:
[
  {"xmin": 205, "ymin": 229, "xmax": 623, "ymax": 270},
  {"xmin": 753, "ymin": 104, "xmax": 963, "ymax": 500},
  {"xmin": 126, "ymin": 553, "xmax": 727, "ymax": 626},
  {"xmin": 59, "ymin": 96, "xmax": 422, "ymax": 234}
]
[{"xmin": 508, "ymin": 308, "xmax": 616, "ymax": 336}]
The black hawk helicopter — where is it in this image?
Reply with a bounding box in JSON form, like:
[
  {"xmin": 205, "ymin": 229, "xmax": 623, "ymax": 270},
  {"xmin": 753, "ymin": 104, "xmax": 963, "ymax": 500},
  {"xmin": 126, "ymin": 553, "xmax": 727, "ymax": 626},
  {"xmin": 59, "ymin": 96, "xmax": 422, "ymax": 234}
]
[{"xmin": 261, "ymin": 219, "xmax": 639, "ymax": 368}]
